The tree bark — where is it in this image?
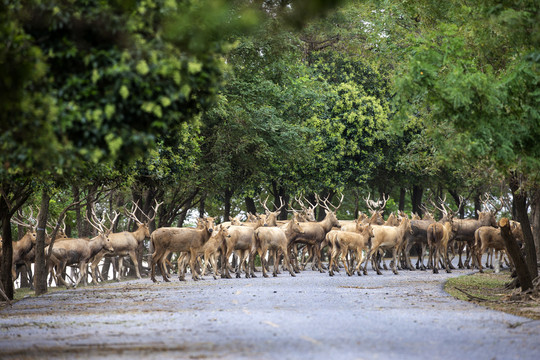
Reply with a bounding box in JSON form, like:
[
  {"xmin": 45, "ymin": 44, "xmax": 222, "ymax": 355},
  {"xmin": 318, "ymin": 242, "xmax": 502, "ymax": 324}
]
[
  {"xmin": 245, "ymin": 197, "xmax": 257, "ymax": 216},
  {"xmin": 510, "ymin": 174, "xmax": 538, "ymax": 279},
  {"xmin": 499, "ymin": 217, "xmax": 533, "ymax": 291},
  {"xmin": 0, "ymin": 182, "xmax": 32, "ymax": 300},
  {"xmin": 73, "ymin": 186, "xmax": 83, "ymax": 238},
  {"xmin": 1, "ymin": 209, "xmax": 14, "ymax": 300},
  {"xmin": 411, "ymin": 185, "xmax": 423, "ymax": 217},
  {"xmin": 398, "ymin": 187, "xmax": 406, "ymax": 212},
  {"xmin": 34, "ymin": 189, "xmax": 50, "ymax": 296},
  {"xmin": 223, "ymin": 188, "xmax": 233, "ymax": 223},
  {"xmin": 198, "ymin": 193, "xmax": 206, "ymax": 218},
  {"xmin": 531, "ymin": 187, "xmax": 540, "ymax": 260},
  {"xmin": 474, "ymin": 193, "xmax": 481, "ymax": 220}
]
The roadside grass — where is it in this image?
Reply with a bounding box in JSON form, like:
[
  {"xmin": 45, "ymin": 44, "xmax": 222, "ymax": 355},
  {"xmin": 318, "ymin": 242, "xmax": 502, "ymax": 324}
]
[{"xmin": 445, "ymin": 269, "xmax": 540, "ymax": 320}]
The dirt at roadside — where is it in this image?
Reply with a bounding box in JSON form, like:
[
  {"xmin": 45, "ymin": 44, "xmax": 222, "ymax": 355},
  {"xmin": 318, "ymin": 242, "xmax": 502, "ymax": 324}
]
[{"xmin": 445, "ymin": 269, "xmax": 540, "ymax": 320}]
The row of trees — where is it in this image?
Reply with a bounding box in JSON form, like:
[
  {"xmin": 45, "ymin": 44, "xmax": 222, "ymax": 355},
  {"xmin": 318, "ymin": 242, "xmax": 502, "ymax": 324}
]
[{"xmin": 1, "ymin": 1, "xmax": 538, "ymax": 299}]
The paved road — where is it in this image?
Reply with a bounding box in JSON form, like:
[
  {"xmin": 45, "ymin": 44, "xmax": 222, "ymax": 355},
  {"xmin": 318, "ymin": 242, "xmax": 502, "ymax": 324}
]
[{"xmin": 1, "ymin": 267, "xmax": 539, "ymax": 359}]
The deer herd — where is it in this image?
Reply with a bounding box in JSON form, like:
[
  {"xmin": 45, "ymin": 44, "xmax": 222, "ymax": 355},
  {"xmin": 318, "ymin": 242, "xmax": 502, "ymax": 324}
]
[{"xmin": 0, "ymin": 193, "xmax": 523, "ymax": 290}]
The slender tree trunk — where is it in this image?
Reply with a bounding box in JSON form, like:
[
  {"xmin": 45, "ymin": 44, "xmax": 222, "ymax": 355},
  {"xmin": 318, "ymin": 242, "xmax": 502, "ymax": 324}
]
[
  {"xmin": 245, "ymin": 197, "xmax": 257, "ymax": 216},
  {"xmin": 398, "ymin": 187, "xmax": 406, "ymax": 212},
  {"xmin": 411, "ymin": 185, "xmax": 423, "ymax": 217},
  {"xmin": 510, "ymin": 174, "xmax": 538, "ymax": 279},
  {"xmin": 223, "ymin": 188, "xmax": 233, "ymax": 223},
  {"xmin": 352, "ymin": 188, "xmax": 360, "ymax": 218},
  {"xmin": 34, "ymin": 189, "xmax": 50, "ymax": 296},
  {"xmin": 84, "ymin": 184, "xmax": 98, "ymax": 237},
  {"xmin": 176, "ymin": 211, "xmax": 187, "ymax": 227},
  {"xmin": 474, "ymin": 193, "xmax": 481, "ymax": 220},
  {"xmin": 499, "ymin": 217, "xmax": 533, "ymax": 291},
  {"xmin": 73, "ymin": 186, "xmax": 83, "ymax": 238},
  {"xmin": 531, "ymin": 187, "xmax": 540, "ymax": 260},
  {"xmin": 1, "ymin": 209, "xmax": 14, "ymax": 300}
]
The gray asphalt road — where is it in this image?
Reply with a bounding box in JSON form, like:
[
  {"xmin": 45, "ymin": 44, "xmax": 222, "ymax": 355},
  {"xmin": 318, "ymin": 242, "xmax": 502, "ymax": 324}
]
[{"xmin": 1, "ymin": 267, "xmax": 539, "ymax": 360}]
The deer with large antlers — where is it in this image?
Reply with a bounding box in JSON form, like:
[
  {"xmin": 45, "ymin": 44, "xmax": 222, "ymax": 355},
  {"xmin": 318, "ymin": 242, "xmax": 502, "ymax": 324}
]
[
  {"xmin": 90, "ymin": 200, "xmax": 161, "ymax": 283},
  {"xmin": 451, "ymin": 194, "xmax": 500, "ymax": 269},
  {"xmin": 47, "ymin": 209, "xmax": 114, "ymax": 288},
  {"xmin": 259, "ymin": 196, "xmax": 286, "ymax": 227},
  {"xmin": 3, "ymin": 209, "xmax": 38, "ymax": 283},
  {"xmin": 289, "ymin": 193, "xmax": 343, "ymax": 273}
]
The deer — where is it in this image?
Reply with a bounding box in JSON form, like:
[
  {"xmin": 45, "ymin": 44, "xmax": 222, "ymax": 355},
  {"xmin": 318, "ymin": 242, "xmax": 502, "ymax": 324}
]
[
  {"xmin": 450, "ymin": 194, "xmax": 500, "ymax": 269},
  {"xmin": 327, "ymin": 224, "xmax": 374, "ymax": 277},
  {"xmin": 427, "ymin": 220, "xmax": 454, "ymax": 274},
  {"xmin": 150, "ymin": 216, "xmax": 215, "ymax": 282},
  {"xmin": 47, "ymin": 210, "xmax": 114, "ymax": 288},
  {"xmin": 221, "ymin": 215, "xmax": 266, "ymax": 279},
  {"xmin": 289, "ymin": 193, "xmax": 343, "ymax": 273},
  {"xmin": 90, "ymin": 200, "xmax": 161, "ymax": 284},
  {"xmin": 16, "ymin": 216, "xmax": 69, "ymax": 288},
  {"xmin": 6, "ymin": 212, "xmax": 37, "ymax": 283},
  {"xmin": 364, "ymin": 216, "xmax": 412, "ymax": 275},
  {"xmin": 474, "ymin": 221, "xmax": 523, "ymax": 273},
  {"xmin": 198, "ymin": 224, "xmax": 229, "ymax": 279},
  {"xmin": 254, "ymin": 217, "xmax": 304, "ymax": 278},
  {"xmin": 259, "ymin": 196, "xmax": 286, "ymax": 227}
]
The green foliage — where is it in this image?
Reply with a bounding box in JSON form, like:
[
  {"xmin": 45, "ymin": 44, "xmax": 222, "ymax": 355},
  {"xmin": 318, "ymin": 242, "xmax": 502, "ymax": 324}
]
[{"xmin": 394, "ymin": 1, "xmax": 540, "ymax": 185}]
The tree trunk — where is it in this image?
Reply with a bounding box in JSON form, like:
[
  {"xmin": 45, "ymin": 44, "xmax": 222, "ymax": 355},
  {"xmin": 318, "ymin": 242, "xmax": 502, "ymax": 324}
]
[
  {"xmin": 474, "ymin": 193, "xmax": 481, "ymax": 220},
  {"xmin": 1, "ymin": 209, "xmax": 14, "ymax": 300},
  {"xmin": 510, "ymin": 174, "xmax": 538, "ymax": 279},
  {"xmin": 531, "ymin": 187, "xmax": 540, "ymax": 260},
  {"xmin": 223, "ymin": 188, "xmax": 233, "ymax": 223},
  {"xmin": 499, "ymin": 217, "xmax": 533, "ymax": 291},
  {"xmin": 411, "ymin": 185, "xmax": 423, "ymax": 217},
  {"xmin": 449, "ymin": 189, "xmax": 465, "ymax": 219},
  {"xmin": 84, "ymin": 184, "xmax": 98, "ymax": 237},
  {"xmin": 198, "ymin": 193, "xmax": 206, "ymax": 217},
  {"xmin": 245, "ymin": 197, "xmax": 257, "ymax": 216},
  {"xmin": 34, "ymin": 189, "xmax": 50, "ymax": 296},
  {"xmin": 398, "ymin": 187, "xmax": 406, "ymax": 212},
  {"xmin": 73, "ymin": 185, "xmax": 83, "ymax": 238}
]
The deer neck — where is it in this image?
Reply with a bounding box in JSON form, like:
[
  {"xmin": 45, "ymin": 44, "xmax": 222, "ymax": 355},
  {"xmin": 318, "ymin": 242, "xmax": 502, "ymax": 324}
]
[
  {"xmin": 319, "ymin": 213, "xmax": 336, "ymax": 232},
  {"xmin": 132, "ymin": 226, "xmax": 147, "ymax": 242}
]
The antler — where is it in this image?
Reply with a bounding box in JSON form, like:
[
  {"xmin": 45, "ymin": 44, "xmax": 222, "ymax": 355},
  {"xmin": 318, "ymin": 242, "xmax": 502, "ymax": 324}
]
[
  {"xmin": 364, "ymin": 193, "xmax": 375, "ymax": 212},
  {"xmin": 125, "ymin": 201, "xmax": 143, "ymax": 224},
  {"xmin": 378, "ymin": 193, "xmax": 389, "ymax": 211},
  {"xmin": 11, "ymin": 208, "xmax": 37, "ymax": 231},
  {"xmin": 271, "ymin": 196, "xmax": 286, "ymax": 213},
  {"xmin": 106, "ymin": 210, "xmax": 121, "ymax": 229},
  {"xmin": 131, "ymin": 199, "xmax": 163, "ymax": 224},
  {"xmin": 86, "ymin": 208, "xmax": 107, "ymax": 234},
  {"xmin": 259, "ymin": 196, "xmax": 271, "ymax": 214}
]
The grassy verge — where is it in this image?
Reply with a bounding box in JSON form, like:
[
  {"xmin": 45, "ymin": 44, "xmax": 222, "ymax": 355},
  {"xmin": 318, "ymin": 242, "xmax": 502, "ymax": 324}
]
[{"xmin": 445, "ymin": 269, "xmax": 540, "ymax": 320}]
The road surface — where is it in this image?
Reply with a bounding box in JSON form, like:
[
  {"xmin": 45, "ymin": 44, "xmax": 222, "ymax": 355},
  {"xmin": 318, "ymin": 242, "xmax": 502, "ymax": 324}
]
[{"xmin": 1, "ymin": 267, "xmax": 539, "ymax": 359}]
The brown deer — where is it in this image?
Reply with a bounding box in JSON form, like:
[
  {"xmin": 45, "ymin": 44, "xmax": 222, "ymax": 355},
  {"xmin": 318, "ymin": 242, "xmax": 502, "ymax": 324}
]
[
  {"xmin": 364, "ymin": 217, "xmax": 412, "ymax": 275},
  {"xmin": 47, "ymin": 211, "xmax": 114, "ymax": 288},
  {"xmin": 90, "ymin": 200, "xmax": 161, "ymax": 283},
  {"xmin": 150, "ymin": 217, "xmax": 215, "ymax": 282},
  {"xmin": 327, "ymin": 224, "xmax": 374, "ymax": 276},
  {"xmin": 289, "ymin": 193, "xmax": 343, "ymax": 273}
]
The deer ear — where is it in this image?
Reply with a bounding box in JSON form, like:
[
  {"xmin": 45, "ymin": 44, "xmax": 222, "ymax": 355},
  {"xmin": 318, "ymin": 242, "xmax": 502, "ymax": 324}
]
[{"xmin": 476, "ymin": 209, "xmax": 480, "ymax": 215}]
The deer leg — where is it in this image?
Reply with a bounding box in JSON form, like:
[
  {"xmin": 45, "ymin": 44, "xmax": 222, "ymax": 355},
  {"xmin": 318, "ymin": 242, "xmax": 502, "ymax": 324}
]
[
  {"xmin": 261, "ymin": 247, "xmax": 269, "ymax": 278},
  {"xmin": 128, "ymin": 250, "xmax": 141, "ymax": 279},
  {"xmin": 391, "ymin": 246, "xmax": 399, "ymax": 275}
]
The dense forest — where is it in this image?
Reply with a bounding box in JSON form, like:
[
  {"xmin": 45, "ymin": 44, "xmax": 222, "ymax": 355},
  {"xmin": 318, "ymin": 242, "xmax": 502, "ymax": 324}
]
[{"xmin": 1, "ymin": 1, "xmax": 539, "ymax": 299}]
